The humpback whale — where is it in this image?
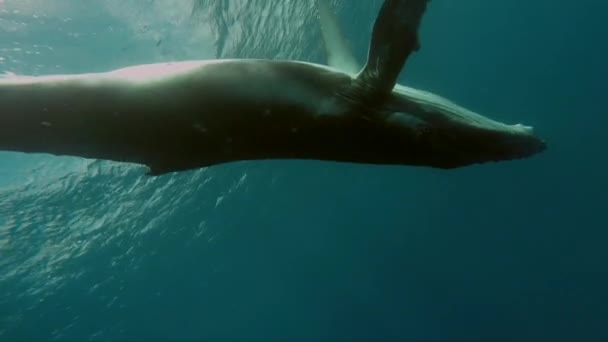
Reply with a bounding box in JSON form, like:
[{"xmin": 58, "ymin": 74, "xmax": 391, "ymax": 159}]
[{"xmin": 0, "ymin": 0, "xmax": 545, "ymax": 175}]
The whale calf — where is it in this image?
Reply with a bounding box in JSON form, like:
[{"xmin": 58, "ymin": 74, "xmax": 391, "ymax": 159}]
[{"xmin": 0, "ymin": 0, "xmax": 545, "ymax": 175}]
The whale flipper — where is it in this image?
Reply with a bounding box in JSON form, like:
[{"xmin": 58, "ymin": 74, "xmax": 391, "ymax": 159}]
[
  {"xmin": 315, "ymin": 0, "xmax": 361, "ymax": 74},
  {"xmin": 348, "ymin": 0, "xmax": 429, "ymax": 103}
]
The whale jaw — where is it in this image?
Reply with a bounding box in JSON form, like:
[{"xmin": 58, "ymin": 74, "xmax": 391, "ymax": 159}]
[{"xmin": 423, "ymin": 124, "xmax": 547, "ymax": 169}]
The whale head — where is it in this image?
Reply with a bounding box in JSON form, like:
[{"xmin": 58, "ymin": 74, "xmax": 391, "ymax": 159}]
[{"xmin": 381, "ymin": 84, "xmax": 547, "ymax": 168}]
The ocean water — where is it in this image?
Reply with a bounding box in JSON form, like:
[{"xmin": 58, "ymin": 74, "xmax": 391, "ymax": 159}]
[{"xmin": 0, "ymin": 0, "xmax": 606, "ymax": 341}]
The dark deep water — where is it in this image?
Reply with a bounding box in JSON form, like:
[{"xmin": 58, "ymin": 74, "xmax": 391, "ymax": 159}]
[{"xmin": 1, "ymin": 0, "xmax": 606, "ymax": 341}]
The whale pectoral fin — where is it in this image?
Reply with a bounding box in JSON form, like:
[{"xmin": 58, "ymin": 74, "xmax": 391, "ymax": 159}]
[
  {"xmin": 346, "ymin": 0, "xmax": 430, "ymax": 104},
  {"xmin": 315, "ymin": 0, "xmax": 361, "ymax": 74}
]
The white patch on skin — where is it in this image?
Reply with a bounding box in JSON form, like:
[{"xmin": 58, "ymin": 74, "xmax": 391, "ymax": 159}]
[{"xmin": 513, "ymin": 123, "xmax": 534, "ymax": 134}]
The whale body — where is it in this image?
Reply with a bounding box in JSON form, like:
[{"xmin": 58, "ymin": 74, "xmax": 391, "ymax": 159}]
[{"xmin": 0, "ymin": 0, "xmax": 546, "ymax": 175}]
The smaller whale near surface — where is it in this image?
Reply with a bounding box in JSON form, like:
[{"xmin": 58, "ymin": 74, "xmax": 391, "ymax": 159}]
[{"xmin": 0, "ymin": 0, "xmax": 546, "ymax": 175}]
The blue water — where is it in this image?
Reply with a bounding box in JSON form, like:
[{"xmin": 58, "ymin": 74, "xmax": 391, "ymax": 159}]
[{"xmin": 1, "ymin": 0, "xmax": 606, "ymax": 341}]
